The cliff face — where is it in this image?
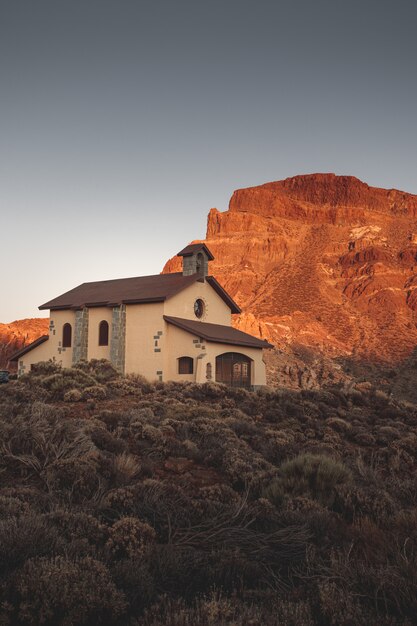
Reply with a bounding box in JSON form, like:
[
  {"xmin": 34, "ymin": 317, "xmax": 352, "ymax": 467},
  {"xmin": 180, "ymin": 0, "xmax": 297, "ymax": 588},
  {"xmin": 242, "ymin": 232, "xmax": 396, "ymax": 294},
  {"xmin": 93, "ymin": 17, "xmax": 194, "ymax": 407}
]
[
  {"xmin": 163, "ymin": 173, "xmax": 417, "ymax": 364},
  {"xmin": 0, "ymin": 319, "xmax": 49, "ymax": 369}
]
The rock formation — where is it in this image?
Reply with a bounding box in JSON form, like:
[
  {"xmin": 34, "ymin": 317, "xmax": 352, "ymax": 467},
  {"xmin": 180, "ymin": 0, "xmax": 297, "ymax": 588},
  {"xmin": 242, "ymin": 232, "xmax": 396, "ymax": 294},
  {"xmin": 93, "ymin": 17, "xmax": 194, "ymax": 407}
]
[{"xmin": 163, "ymin": 174, "xmax": 417, "ymax": 371}]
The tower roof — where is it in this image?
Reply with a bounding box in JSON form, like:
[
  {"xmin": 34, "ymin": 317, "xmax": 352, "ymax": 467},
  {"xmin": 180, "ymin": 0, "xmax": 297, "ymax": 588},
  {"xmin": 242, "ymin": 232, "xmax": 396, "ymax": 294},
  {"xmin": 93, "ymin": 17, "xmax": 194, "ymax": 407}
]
[{"xmin": 176, "ymin": 243, "xmax": 214, "ymax": 260}]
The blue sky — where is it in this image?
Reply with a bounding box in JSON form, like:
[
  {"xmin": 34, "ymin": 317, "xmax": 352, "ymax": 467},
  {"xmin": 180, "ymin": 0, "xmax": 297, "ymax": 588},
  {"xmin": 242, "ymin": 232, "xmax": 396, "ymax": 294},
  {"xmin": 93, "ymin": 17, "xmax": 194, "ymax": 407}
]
[{"xmin": 1, "ymin": 0, "xmax": 416, "ymax": 321}]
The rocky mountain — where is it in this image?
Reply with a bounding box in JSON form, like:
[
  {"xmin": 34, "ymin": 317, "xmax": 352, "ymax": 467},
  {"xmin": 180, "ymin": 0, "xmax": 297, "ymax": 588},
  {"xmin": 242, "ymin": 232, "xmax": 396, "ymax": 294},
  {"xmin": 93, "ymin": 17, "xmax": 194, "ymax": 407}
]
[
  {"xmin": 0, "ymin": 318, "xmax": 49, "ymax": 369},
  {"xmin": 164, "ymin": 173, "xmax": 417, "ymax": 381}
]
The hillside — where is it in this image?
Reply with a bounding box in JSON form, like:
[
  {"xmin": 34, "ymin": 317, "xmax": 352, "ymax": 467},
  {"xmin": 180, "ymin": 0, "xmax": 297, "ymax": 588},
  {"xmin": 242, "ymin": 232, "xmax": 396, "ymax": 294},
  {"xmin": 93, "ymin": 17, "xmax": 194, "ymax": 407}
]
[
  {"xmin": 0, "ymin": 360, "xmax": 416, "ymax": 625},
  {"xmin": 164, "ymin": 174, "xmax": 417, "ymax": 365},
  {"xmin": 0, "ymin": 318, "xmax": 49, "ymax": 369}
]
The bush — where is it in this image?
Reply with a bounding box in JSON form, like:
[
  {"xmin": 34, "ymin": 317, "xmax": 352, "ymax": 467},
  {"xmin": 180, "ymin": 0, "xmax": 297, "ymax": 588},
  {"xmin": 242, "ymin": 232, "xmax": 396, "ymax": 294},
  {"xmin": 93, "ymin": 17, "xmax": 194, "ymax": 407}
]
[
  {"xmin": 264, "ymin": 454, "xmax": 352, "ymax": 507},
  {"xmin": 82, "ymin": 385, "xmax": 107, "ymax": 400},
  {"xmin": 63, "ymin": 388, "xmax": 83, "ymax": 402},
  {"xmin": 13, "ymin": 556, "xmax": 126, "ymax": 625},
  {"xmin": 106, "ymin": 517, "xmax": 156, "ymax": 559}
]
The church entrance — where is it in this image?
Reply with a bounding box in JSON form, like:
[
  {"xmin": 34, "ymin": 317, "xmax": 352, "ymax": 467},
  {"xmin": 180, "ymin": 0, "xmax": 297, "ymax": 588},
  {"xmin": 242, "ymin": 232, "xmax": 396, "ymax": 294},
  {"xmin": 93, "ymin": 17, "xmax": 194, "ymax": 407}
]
[{"xmin": 215, "ymin": 352, "xmax": 252, "ymax": 388}]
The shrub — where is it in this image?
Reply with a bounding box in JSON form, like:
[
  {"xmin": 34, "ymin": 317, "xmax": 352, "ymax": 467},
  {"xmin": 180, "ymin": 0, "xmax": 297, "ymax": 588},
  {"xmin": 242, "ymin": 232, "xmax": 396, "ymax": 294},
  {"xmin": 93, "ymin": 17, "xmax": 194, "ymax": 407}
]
[
  {"xmin": 63, "ymin": 388, "xmax": 83, "ymax": 402},
  {"xmin": 111, "ymin": 453, "xmax": 142, "ymax": 486},
  {"xmin": 264, "ymin": 454, "xmax": 352, "ymax": 507},
  {"xmin": 0, "ymin": 513, "xmax": 61, "ymax": 575},
  {"xmin": 106, "ymin": 517, "xmax": 156, "ymax": 559},
  {"xmin": 13, "ymin": 556, "xmax": 126, "ymax": 625},
  {"xmin": 82, "ymin": 385, "xmax": 107, "ymax": 400},
  {"xmin": 76, "ymin": 359, "xmax": 120, "ymax": 383},
  {"xmin": 44, "ymin": 458, "xmax": 100, "ymax": 502}
]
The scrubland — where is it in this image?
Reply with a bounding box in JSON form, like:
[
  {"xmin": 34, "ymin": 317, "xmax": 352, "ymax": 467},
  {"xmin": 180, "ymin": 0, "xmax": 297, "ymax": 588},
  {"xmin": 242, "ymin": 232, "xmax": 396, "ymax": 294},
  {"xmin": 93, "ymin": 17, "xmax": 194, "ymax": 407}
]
[{"xmin": 0, "ymin": 360, "xmax": 416, "ymax": 625}]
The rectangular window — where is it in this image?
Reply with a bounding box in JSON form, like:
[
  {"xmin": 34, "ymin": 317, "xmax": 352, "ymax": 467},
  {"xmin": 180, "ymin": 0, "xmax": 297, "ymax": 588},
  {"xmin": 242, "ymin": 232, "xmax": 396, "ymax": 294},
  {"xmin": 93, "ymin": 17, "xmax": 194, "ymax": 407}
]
[{"xmin": 178, "ymin": 357, "xmax": 193, "ymax": 374}]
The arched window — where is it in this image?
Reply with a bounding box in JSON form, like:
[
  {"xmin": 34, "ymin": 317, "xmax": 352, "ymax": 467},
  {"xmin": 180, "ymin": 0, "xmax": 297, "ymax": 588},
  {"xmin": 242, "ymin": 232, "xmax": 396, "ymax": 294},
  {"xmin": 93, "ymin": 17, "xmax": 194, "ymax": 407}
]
[
  {"xmin": 98, "ymin": 320, "xmax": 109, "ymax": 346},
  {"xmin": 206, "ymin": 362, "xmax": 212, "ymax": 380},
  {"xmin": 62, "ymin": 323, "xmax": 72, "ymax": 348},
  {"xmin": 178, "ymin": 356, "xmax": 194, "ymax": 374}
]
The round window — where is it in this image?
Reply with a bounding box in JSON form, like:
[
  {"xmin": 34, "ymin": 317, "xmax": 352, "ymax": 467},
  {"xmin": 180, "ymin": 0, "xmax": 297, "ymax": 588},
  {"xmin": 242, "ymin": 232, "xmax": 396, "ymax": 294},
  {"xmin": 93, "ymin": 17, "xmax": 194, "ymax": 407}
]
[{"xmin": 194, "ymin": 298, "xmax": 204, "ymax": 319}]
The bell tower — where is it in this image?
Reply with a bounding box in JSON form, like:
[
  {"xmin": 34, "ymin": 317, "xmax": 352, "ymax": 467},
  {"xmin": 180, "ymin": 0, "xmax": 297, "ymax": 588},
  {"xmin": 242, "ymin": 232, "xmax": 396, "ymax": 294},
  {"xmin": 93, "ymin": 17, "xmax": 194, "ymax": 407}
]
[{"xmin": 177, "ymin": 244, "xmax": 214, "ymax": 281}]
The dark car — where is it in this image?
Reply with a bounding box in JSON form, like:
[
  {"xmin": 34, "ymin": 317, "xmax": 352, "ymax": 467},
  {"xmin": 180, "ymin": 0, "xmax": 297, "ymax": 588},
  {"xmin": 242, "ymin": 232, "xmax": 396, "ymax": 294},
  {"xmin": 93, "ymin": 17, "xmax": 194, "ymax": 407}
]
[{"xmin": 0, "ymin": 370, "xmax": 9, "ymax": 384}]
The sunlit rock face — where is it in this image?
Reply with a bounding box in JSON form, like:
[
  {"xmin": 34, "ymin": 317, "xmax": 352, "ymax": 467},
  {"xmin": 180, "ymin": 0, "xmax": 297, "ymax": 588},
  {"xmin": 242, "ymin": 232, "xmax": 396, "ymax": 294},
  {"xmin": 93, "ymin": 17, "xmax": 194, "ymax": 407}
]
[{"xmin": 163, "ymin": 173, "xmax": 417, "ymax": 364}]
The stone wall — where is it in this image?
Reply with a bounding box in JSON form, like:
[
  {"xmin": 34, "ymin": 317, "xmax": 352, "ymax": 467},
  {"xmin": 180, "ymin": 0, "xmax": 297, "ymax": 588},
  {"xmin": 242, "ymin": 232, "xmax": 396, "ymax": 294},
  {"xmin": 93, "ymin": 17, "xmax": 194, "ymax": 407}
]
[
  {"xmin": 110, "ymin": 305, "xmax": 126, "ymax": 373},
  {"xmin": 72, "ymin": 309, "xmax": 89, "ymax": 364},
  {"xmin": 182, "ymin": 252, "xmax": 208, "ymax": 278}
]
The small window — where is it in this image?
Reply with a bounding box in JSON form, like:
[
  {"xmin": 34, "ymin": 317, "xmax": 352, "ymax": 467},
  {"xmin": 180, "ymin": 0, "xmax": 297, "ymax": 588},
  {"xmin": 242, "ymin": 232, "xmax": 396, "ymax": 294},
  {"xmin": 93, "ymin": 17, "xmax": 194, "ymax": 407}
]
[
  {"xmin": 98, "ymin": 320, "xmax": 109, "ymax": 346},
  {"xmin": 62, "ymin": 323, "xmax": 72, "ymax": 348},
  {"xmin": 178, "ymin": 356, "xmax": 193, "ymax": 374}
]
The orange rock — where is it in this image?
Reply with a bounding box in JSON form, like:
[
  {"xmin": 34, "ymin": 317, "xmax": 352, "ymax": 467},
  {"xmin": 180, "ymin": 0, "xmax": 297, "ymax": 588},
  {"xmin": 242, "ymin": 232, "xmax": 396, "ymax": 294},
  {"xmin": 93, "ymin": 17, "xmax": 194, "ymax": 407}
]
[{"xmin": 163, "ymin": 173, "xmax": 417, "ymax": 364}]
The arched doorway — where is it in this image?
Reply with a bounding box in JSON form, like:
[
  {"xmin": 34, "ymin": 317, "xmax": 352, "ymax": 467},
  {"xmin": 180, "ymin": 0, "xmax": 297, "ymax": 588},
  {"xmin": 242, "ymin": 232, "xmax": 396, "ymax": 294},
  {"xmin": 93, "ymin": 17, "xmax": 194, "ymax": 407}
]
[{"xmin": 215, "ymin": 352, "xmax": 252, "ymax": 388}]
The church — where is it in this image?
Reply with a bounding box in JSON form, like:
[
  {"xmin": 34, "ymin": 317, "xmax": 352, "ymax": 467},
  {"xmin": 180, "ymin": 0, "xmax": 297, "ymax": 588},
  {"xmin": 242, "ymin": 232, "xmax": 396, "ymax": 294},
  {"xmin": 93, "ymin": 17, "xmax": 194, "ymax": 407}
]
[{"xmin": 11, "ymin": 245, "xmax": 273, "ymax": 388}]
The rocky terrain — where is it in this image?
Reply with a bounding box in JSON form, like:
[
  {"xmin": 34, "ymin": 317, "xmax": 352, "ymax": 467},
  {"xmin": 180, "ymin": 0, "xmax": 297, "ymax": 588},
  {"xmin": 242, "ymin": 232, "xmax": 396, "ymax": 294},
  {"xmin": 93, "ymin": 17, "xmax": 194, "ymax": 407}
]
[
  {"xmin": 0, "ymin": 319, "xmax": 49, "ymax": 369},
  {"xmin": 164, "ymin": 173, "xmax": 417, "ymax": 388}
]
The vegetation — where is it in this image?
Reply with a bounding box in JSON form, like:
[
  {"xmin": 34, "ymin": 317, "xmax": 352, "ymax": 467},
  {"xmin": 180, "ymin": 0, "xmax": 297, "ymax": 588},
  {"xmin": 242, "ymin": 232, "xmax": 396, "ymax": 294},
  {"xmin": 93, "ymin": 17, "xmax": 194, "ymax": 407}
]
[{"xmin": 0, "ymin": 359, "xmax": 416, "ymax": 625}]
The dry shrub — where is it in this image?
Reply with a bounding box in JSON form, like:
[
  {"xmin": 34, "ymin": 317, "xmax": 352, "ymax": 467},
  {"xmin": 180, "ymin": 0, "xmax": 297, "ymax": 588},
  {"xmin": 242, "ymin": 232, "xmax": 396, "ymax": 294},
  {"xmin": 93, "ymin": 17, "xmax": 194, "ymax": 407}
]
[
  {"xmin": 139, "ymin": 592, "xmax": 314, "ymax": 626},
  {"xmin": 90, "ymin": 426, "xmax": 127, "ymax": 454},
  {"xmin": 45, "ymin": 510, "xmax": 107, "ymax": 550},
  {"xmin": 34, "ymin": 368, "xmax": 98, "ymax": 400},
  {"xmin": 106, "ymin": 378, "xmax": 137, "ymax": 396},
  {"xmin": 318, "ymin": 580, "xmax": 371, "ymax": 626},
  {"xmin": 326, "ymin": 417, "xmax": 352, "ymax": 433},
  {"xmin": 0, "ymin": 495, "xmax": 30, "ymax": 520},
  {"xmin": 76, "ymin": 359, "xmax": 120, "ymax": 383},
  {"xmin": 101, "ymin": 487, "xmax": 136, "ymax": 517},
  {"xmin": 0, "ymin": 513, "xmax": 61, "ymax": 575},
  {"xmin": 14, "ymin": 556, "xmax": 126, "ymax": 625},
  {"xmin": 335, "ymin": 484, "xmax": 396, "ymax": 522},
  {"xmin": 111, "ymin": 452, "xmax": 141, "ymax": 486},
  {"xmin": 106, "ymin": 517, "xmax": 156, "ymax": 559},
  {"xmin": 112, "ymin": 558, "xmax": 155, "ymax": 612},
  {"xmin": 63, "ymin": 388, "xmax": 83, "ymax": 402},
  {"xmin": 44, "ymin": 457, "xmax": 101, "ymax": 502},
  {"xmin": 264, "ymin": 454, "xmax": 352, "ymax": 507},
  {"xmin": 82, "ymin": 385, "xmax": 107, "ymax": 400},
  {"xmin": 26, "ymin": 361, "xmax": 61, "ymax": 376}
]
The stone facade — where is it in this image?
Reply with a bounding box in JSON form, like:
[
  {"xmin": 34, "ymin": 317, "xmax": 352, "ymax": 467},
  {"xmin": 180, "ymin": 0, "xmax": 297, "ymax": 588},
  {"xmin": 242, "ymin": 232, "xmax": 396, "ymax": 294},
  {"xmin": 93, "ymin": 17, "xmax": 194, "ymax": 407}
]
[
  {"xmin": 110, "ymin": 305, "xmax": 126, "ymax": 373},
  {"xmin": 72, "ymin": 308, "xmax": 89, "ymax": 364}
]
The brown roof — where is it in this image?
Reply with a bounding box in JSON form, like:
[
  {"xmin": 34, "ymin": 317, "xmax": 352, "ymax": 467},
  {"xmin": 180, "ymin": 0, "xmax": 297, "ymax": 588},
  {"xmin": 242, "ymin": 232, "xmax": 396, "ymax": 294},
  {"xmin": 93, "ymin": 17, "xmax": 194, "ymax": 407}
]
[
  {"xmin": 9, "ymin": 335, "xmax": 49, "ymax": 362},
  {"xmin": 177, "ymin": 243, "xmax": 215, "ymax": 260},
  {"xmin": 164, "ymin": 316, "xmax": 274, "ymax": 349},
  {"xmin": 39, "ymin": 272, "xmax": 200, "ymax": 310},
  {"xmin": 39, "ymin": 272, "xmax": 241, "ymax": 315}
]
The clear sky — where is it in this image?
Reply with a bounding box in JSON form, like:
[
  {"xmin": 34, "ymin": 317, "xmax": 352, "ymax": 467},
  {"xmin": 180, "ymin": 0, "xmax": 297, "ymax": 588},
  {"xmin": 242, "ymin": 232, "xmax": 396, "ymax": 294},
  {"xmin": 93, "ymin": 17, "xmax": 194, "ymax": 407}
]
[{"xmin": 1, "ymin": 0, "xmax": 416, "ymax": 322}]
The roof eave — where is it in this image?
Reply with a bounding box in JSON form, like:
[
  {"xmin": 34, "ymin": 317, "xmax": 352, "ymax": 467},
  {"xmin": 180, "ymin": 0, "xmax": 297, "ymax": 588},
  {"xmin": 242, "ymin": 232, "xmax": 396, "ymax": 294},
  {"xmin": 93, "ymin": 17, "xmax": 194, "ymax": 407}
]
[
  {"xmin": 206, "ymin": 276, "xmax": 241, "ymax": 314},
  {"xmin": 9, "ymin": 335, "xmax": 49, "ymax": 362},
  {"xmin": 163, "ymin": 316, "xmax": 273, "ymax": 349}
]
